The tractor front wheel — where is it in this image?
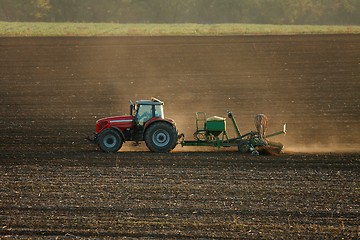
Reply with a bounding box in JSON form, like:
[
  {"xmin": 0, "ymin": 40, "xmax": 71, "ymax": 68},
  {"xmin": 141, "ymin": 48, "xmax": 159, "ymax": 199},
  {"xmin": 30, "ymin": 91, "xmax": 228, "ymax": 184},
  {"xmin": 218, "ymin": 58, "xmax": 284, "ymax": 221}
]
[
  {"xmin": 145, "ymin": 122, "xmax": 178, "ymax": 152},
  {"xmin": 98, "ymin": 128, "xmax": 123, "ymax": 152}
]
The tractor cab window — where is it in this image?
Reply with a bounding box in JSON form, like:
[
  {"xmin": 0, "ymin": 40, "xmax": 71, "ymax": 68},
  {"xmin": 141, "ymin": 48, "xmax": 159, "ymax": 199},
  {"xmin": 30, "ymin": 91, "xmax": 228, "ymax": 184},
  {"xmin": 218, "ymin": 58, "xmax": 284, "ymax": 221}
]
[
  {"xmin": 136, "ymin": 103, "xmax": 164, "ymax": 124},
  {"xmin": 154, "ymin": 105, "xmax": 164, "ymax": 118},
  {"xmin": 136, "ymin": 104, "xmax": 153, "ymax": 124}
]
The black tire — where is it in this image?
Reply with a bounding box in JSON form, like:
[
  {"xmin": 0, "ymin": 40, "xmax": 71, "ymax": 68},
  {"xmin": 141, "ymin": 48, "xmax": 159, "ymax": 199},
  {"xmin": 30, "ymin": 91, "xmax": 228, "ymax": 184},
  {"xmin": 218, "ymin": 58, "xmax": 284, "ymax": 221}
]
[
  {"xmin": 144, "ymin": 122, "xmax": 178, "ymax": 152},
  {"xmin": 238, "ymin": 140, "xmax": 250, "ymax": 153},
  {"xmin": 98, "ymin": 128, "xmax": 123, "ymax": 152}
]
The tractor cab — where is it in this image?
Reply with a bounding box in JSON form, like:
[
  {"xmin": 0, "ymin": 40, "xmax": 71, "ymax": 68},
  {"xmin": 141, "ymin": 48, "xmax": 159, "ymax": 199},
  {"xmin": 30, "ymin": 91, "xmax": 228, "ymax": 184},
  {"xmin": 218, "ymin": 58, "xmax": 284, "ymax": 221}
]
[{"xmin": 130, "ymin": 97, "xmax": 164, "ymax": 125}]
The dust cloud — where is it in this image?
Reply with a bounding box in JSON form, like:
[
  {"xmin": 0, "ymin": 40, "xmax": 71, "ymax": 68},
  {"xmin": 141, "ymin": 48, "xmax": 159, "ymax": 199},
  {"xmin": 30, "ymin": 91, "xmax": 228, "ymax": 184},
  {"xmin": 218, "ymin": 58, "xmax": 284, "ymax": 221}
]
[
  {"xmin": 285, "ymin": 144, "xmax": 359, "ymax": 153},
  {"xmin": 1, "ymin": 36, "xmax": 359, "ymax": 153},
  {"xmin": 126, "ymin": 35, "xmax": 359, "ymax": 153}
]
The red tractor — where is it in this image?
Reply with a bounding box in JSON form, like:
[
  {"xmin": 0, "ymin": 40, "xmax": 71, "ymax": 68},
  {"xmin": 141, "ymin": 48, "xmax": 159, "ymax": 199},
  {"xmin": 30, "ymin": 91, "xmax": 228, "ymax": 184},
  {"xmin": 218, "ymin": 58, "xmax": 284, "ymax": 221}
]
[{"xmin": 90, "ymin": 98, "xmax": 178, "ymax": 153}]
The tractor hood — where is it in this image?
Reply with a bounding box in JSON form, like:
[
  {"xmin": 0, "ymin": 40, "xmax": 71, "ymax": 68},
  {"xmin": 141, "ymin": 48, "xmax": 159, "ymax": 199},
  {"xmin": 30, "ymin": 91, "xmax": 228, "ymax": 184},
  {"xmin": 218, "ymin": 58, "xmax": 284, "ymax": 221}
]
[{"xmin": 96, "ymin": 115, "xmax": 134, "ymax": 133}]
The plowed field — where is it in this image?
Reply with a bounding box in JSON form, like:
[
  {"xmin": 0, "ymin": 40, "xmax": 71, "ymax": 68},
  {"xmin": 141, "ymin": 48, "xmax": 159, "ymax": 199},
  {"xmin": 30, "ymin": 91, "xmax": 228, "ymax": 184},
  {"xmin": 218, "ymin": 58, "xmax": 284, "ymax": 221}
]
[{"xmin": 0, "ymin": 35, "xmax": 359, "ymax": 239}]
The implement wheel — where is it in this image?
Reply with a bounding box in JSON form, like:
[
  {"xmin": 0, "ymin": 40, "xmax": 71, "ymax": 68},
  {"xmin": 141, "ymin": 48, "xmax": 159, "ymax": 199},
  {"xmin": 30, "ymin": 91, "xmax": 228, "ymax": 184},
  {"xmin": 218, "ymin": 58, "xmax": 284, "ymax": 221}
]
[
  {"xmin": 145, "ymin": 122, "xmax": 178, "ymax": 152},
  {"xmin": 238, "ymin": 140, "xmax": 250, "ymax": 153}
]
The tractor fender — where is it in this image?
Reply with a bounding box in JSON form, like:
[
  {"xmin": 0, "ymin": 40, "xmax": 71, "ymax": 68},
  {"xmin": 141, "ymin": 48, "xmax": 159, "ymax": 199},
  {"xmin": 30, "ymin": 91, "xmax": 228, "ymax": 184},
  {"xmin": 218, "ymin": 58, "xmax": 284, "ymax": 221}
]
[
  {"xmin": 108, "ymin": 126, "xmax": 126, "ymax": 142},
  {"xmin": 143, "ymin": 118, "xmax": 176, "ymax": 133}
]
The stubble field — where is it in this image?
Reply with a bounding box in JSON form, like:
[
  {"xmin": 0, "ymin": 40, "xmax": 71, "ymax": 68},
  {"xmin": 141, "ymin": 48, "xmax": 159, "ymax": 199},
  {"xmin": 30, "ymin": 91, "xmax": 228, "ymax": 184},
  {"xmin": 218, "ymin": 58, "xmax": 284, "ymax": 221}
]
[{"xmin": 0, "ymin": 35, "xmax": 359, "ymax": 239}]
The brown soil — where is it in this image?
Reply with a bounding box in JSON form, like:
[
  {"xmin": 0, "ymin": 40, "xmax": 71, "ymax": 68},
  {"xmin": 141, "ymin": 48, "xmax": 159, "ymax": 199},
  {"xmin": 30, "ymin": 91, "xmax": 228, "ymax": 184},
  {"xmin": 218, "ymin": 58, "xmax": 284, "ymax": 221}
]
[{"xmin": 0, "ymin": 35, "xmax": 359, "ymax": 239}]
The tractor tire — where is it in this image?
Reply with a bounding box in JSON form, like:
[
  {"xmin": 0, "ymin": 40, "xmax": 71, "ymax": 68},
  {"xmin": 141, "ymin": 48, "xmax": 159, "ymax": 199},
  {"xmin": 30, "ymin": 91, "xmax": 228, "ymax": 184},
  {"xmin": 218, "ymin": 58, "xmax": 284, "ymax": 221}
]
[
  {"xmin": 98, "ymin": 128, "xmax": 123, "ymax": 153},
  {"xmin": 238, "ymin": 140, "xmax": 250, "ymax": 153},
  {"xmin": 145, "ymin": 122, "xmax": 178, "ymax": 152}
]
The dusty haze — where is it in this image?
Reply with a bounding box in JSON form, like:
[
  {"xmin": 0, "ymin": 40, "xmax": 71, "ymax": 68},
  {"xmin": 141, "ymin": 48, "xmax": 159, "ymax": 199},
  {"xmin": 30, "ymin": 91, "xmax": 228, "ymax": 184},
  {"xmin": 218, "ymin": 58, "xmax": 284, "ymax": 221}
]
[{"xmin": 0, "ymin": 35, "xmax": 359, "ymax": 153}]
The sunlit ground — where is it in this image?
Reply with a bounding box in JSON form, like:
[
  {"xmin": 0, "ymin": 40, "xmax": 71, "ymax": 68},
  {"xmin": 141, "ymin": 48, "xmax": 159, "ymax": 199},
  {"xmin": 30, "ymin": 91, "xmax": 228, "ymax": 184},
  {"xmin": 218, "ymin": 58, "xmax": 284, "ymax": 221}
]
[{"xmin": 1, "ymin": 21, "xmax": 360, "ymax": 37}]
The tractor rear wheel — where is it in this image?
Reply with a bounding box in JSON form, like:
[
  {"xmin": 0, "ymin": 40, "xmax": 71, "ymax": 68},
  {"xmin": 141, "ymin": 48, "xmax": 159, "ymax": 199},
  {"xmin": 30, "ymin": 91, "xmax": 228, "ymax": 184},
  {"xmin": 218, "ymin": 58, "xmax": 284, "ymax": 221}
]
[
  {"xmin": 145, "ymin": 122, "xmax": 178, "ymax": 152},
  {"xmin": 98, "ymin": 128, "xmax": 123, "ymax": 152},
  {"xmin": 238, "ymin": 140, "xmax": 250, "ymax": 153}
]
